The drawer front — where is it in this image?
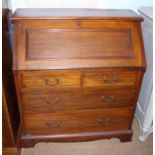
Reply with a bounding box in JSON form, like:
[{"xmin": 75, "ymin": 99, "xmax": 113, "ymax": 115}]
[
  {"xmin": 19, "ymin": 70, "xmax": 81, "ymax": 88},
  {"xmin": 83, "ymin": 70, "xmax": 138, "ymax": 87},
  {"xmin": 19, "ymin": 70, "xmax": 139, "ymax": 89},
  {"xmin": 22, "ymin": 88, "xmax": 136, "ymax": 113},
  {"xmin": 24, "ymin": 108, "xmax": 133, "ymax": 135}
]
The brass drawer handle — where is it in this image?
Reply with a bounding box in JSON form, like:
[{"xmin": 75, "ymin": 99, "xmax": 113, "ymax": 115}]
[
  {"xmin": 97, "ymin": 118, "xmax": 111, "ymax": 125},
  {"xmin": 100, "ymin": 95, "xmax": 115, "ymax": 103},
  {"xmin": 44, "ymin": 77, "xmax": 59, "ymax": 86},
  {"xmin": 102, "ymin": 75, "xmax": 118, "ymax": 83},
  {"xmin": 45, "ymin": 96, "xmax": 60, "ymax": 105},
  {"xmin": 46, "ymin": 120, "xmax": 61, "ymax": 128},
  {"xmin": 109, "ymin": 95, "xmax": 115, "ymax": 102},
  {"xmin": 100, "ymin": 95, "xmax": 105, "ymax": 102}
]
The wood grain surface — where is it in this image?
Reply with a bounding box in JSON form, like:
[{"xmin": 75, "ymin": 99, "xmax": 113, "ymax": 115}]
[
  {"xmin": 12, "ymin": 9, "xmax": 146, "ymax": 147},
  {"xmin": 23, "ymin": 108, "xmax": 133, "ymax": 135},
  {"xmin": 11, "ymin": 8, "xmax": 143, "ymax": 21},
  {"xmin": 21, "ymin": 87, "xmax": 136, "ymax": 113}
]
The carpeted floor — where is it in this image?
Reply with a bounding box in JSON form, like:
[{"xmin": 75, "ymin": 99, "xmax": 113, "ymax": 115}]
[{"xmin": 21, "ymin": 119, "xmax": 153, "ymax": 155}]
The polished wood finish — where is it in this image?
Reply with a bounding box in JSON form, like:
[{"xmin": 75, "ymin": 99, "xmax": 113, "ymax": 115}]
[
  {"xmin": 26, "ymin": 29, "xmax": 132, "ymax": 59},
  {"xmin": 2, "ymin": 4, "xmax": 20, "ymax": 154},
  {"xmin": 83, "ymin": 70, "xmax": 139, "ymax": 87},
  {"xmin": 11, "ymin": 9, "xmax": 145, "ymax": 71},
  {"xmin": 24, "ymin": 108, "xmax": 133, "ymax": 135},
  {"xmin": 18, "ymin": 70, "xmax": 139, "ymax": 88},
  {"xmin": 12, "ymin": 8, "xmax": 143, "ymax": 20},
  {"xmin": 12, "ymin": 9, "xmax": 146, "ymax": 147},
  {"xmin": 19, "ymin": 70, "xmax": 81, "ymax": 88},
  {"xmin": 21, "ymin": 88, "xmax": 136, "ymax": 113},
  {"xmin": 21, "ymin": 129, "xmax": 133, "ymax": 147}
]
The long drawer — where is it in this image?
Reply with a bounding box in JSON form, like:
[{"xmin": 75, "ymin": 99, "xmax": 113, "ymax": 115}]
[
  {"xmin": 23, "ymin": 108, "xmax": 133, "ymax": 135},
  {"xmin": 21, "ymin": 88, "xmax": 136, "ymax": 113}
]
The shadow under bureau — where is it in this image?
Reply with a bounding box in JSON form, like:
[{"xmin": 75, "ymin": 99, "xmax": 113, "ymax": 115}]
[{"xmin": 11, "ymin": 8, "xmax": 146, "ymax": 147}]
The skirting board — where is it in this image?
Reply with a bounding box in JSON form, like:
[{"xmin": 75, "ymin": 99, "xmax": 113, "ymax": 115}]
[{"xmin": 20, "ymin": 130, "xmax": 133, "ymax": 147}]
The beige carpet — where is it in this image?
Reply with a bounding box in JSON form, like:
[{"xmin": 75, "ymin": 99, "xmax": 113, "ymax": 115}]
[{"xmin": 21, "ymin": 119, "xmax": 153, "ymax": 155}]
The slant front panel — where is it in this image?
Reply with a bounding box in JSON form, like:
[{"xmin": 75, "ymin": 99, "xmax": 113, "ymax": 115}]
[{"xmin": 26, "ymin": 29, "xmax": 133, "ymax": 60}]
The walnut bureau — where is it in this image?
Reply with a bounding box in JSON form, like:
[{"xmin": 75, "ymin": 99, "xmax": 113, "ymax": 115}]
[{"xmin": 11, "ymin": 9, "xmax": 146, "ymax": 147}]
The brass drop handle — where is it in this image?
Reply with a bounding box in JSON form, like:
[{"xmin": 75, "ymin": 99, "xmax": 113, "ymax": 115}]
[
  {"xmin": 44, "ymin": 77, "xmax": 59, "ymax": 86},
  {"xmin": 46, "ymin": 120, "xmax": 61, "ymax": 128},
  {"xmin": 102, "ymin": 75, "xmax": 118, "ymax": 83},
  {"xmin": 97, "ymin": 118, "xmax": 111, "ymax": 125},
  {"xmin": 109, "ymin": 95, "xmax": 115, "ymax": 102},
  {"xmin": 44, "ymin": 96, "xmax": 60, "ymax": 105},
  {"xmin": 100, "ymin": 95, "xmax": 105, "ymax": 102}
]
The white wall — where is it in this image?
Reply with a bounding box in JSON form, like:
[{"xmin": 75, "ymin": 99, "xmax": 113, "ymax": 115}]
[
  {"xmin": 97, "ymin": 0, "xmax": 153, "ymax": 11},
  {"xmin": 10, "ymin": 0, "xmax": 153, "ymax": 13},
  {"xmin": 22, "ymin": 0, "xmax": 99, "ymax": 8}
]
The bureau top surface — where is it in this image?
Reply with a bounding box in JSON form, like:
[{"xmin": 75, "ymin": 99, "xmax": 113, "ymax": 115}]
[{"xmin": 12, "ymin": 8, "xmax": 143, "ymax": 21}]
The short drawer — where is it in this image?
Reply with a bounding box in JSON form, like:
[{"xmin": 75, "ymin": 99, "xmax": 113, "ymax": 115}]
[
  {"xmin": 22, "ymin": 88, "xmax": 136, "ymax": 113},
  {"xmin": 83, "ymin": 70, "xmax": 139, "ymax": 87},
  {"xmin": 23, "ymin": 108, "xmax": 133, "ymax": 135},
  {"xmin": 19, "ymin": 70, "xmax": 81, "ymax": 88}
]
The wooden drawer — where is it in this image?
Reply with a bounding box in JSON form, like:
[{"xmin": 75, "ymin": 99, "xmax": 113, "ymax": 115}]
[
  {"xmin": 24, "ymin": 108, "xmax": 133, "ymax": 135},
  {"xmin": 19, "ymin": 70, "xmax": 81, "ymax": 88},
  {"xmin": 83, "ymin": 70, "xmax": 139, "ymax": 87},
  {"xmin": 22, "ymin": 88, "xmax": 136, "ymax": 113},
  {"xmin": 19, "ymin": 70, "xmax": 139, "ymax": 89}
]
